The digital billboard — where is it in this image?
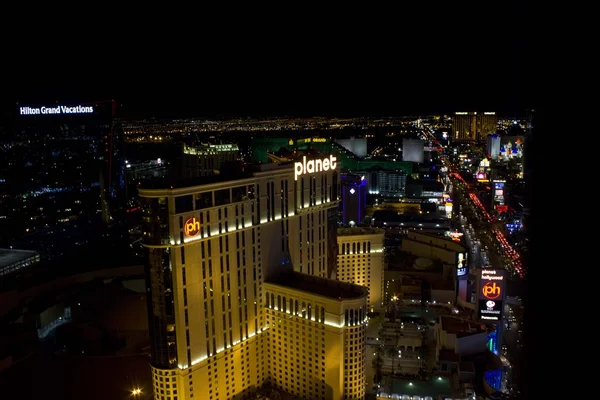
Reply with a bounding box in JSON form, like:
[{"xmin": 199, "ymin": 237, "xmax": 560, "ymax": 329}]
[
  {"xmin": 457, "ymin": 252, "xmax": 468, "ymax": 277},
  {"xmin": 493, "ymin": 182, "xmax": 505, "ymax": 204},
  {"xmin": 477, "ymin": 269, "xmax": 506, "ymax": 322}
]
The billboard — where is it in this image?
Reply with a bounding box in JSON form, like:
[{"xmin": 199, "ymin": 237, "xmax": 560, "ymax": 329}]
[
  {"xmin": 493, "ymin": 182, "xmax": 504, "ymax": 204},
  {"xmin": 457, "ymin": 252, "xmax": 468, "ymax": 277},
  {"xmin": 477, "ymin": 269, "xmax": 506, "ymax": 322}
]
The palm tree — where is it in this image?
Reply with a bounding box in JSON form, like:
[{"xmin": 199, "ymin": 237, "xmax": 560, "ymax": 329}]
[
  {"xmin": 386, "ymin": 345, "xmax": 401, "ymax": 376},
  {"xmin": 385, "ymin": 345, "xmax": 403, "ymax": 395},
  {"xmin": 372, "ymin": 346, "xmax": 385, "ymax": 384}
]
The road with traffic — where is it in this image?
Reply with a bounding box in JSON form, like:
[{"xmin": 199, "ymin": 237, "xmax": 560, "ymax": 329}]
[{"xmin": 423, "ymin": 126, "xmax": 526, "ymax": 397}]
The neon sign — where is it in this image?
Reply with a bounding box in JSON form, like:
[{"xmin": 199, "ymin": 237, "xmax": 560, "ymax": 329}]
[
  {"xmin": 184, "ymin": 217, "xmax": 201, "ymax": 237},
  {"xmin": 19, "ymin": 105, "xmax": 94, "ymax": 115},
  {"xmin": 480, "ymin": 269, "xmax": 505, "ymax": 299},
  {"xmin": 294, "ymin": 155, "xmax": 337, "ymax": 180},
  {"xmin": 482, "ymin": 282, "xmax": 501, "ymax": 300}
]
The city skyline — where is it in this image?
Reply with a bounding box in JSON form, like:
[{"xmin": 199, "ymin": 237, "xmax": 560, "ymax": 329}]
[
  {"xmin": 0, "ymin": 109, "xmax": 531, "ymax": 399},
  {"xmin": 0, "ymin": 11, "xmax": 533, "ymax": 397}
]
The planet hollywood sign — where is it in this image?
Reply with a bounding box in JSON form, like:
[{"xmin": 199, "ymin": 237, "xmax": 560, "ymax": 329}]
[
  {"xmin": 478, "ymin": 269, "xmax": 506, "ymax": 322},
  {"xmin": 184, "ymin": 217, "xmax": 201, "ymax": 238},
  {"xmin": 19, "ymin": 105, "xmax": 94, "ymax": 115},
  {"xmin": 294, "ymin": 155, "xmax": 337, "ymax": 181}
]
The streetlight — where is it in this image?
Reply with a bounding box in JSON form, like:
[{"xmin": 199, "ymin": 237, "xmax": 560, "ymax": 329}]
[{"xmin": 132, "ymin": 388, "xmax": 142, "ymax": 396}]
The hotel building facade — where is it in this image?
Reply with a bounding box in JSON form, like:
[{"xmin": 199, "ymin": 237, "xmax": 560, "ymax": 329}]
[
  {"xmin": 452, "ymin": 112, "xmax": 497, "ymax": 142},
  {"xmin": 336, "ymin": 227, "xmax": 385, "ymax": 312},
  {"xmin": 139, "ymin": 160, "xmax": 367, "ymax": 400},
  {"xmin": 265, "ymin": 272, "xmax": 368, "ymax": 400}
]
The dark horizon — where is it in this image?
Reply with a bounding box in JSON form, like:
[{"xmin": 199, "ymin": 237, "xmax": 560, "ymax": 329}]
[
  {"xmin": 2, "ymin": 28, "xmax": 531, "ymax": 121},
  {"xmin": 2, "ymin": 92, "xmax": 532, "ymax": 121}
]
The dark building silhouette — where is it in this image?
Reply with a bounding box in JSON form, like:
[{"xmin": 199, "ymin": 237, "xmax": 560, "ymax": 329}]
[{"xmin": 340, "ymin": 174, "xmax": 367, "ymax": 226}]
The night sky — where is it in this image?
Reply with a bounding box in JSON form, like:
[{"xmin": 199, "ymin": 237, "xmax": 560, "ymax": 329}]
[{"xmin": 2, "ymin": 8, "xmax": 533, "ymax": 120}]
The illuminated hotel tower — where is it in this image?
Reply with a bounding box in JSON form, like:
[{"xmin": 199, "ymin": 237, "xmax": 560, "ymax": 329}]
[
  {"xmin": 452, "ymin": 112, "xmax": 477, "ymax": 142},
  {"xmin": 336, "ymin": 227, "xmax": 385, "ymax": 312},
  {"xmin": 453, "ymin": 112, "xmax": 497, "ymax": 142},
  {"xmin": 139, "ymin": 158, "xmax": 367, "ymax": 400}
]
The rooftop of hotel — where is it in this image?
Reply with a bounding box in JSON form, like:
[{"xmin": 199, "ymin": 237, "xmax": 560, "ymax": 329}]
[
  {"xmin": 267, "ymin": 271, "xmax": 368, "ymax": 300},
  {"xmin": 138, "ymin": 161, "xmax": 292, "ymax": 191},
  {"xmin": 267, "ymin": 148, "xmax": 326, "ymax": 162},
  {"xmin": 337, "ymin": 227, "xmax": 385, "ymax": 236},
  {"xmin": 371, "ymin": 210, "xmax": 450, "ymax": 224},
  {"xmin": 440, "ymin": 315, "xmax": 489, "ymax": 338},
  {"xmin": 405, "ymin": 231, "xmax": 468, "ymax": 252},
  {"xmin": 387, "ymin": 251, "xmax": 444, "ymax": 273}
]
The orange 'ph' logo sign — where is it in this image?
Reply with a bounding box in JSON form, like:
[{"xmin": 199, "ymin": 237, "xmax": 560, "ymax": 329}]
[
  {"xmin": 184, "ymin": 217, "xmax": 200, "ymax": 237},
  {"xmin": 482, "ymin": 281, "xmax": 501, "ymax": 300}
]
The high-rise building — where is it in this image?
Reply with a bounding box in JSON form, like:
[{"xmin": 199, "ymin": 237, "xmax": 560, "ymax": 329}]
[
  {"xmin": 452, "ymin": 112, "xmax": 497, "ymax": 142},
  {"xmin": 180, "ymin": 143, "xmax": 239, "ymax": 179},
  {"xmin": 487, "ymin": 134, "xmax": 501, "ymax": 160},
  {"xmin": 402, "ymin": 138, "xmax": 425, "ymax": 163},
  {"xmin": 340, "ymin": 174, "xmax": 367, "ymax": 226},
  {"xmin": 335, "ymin": 137, "xmax": 368, "ymax": 158},
  {"xmin": 377, "ymin": 170, "xmax": 407, "ymax": 197},
  {"xmin": 138, "ymin": 156, "xmax": 365, "ymax": 400},
  {"xmin": 452, "ymin": 112, "xmax": 477, "ymax": 142},
  {"xmin": 478, "ymin": 112, "xmax": 498, "ymax": 139},
  {"xmin": 354, "ymin": 168, "xmax": 407, "ymax": 197},
  {"xmin": 336, "ymin": 227, "xmax": 385, "ymax": 311}
]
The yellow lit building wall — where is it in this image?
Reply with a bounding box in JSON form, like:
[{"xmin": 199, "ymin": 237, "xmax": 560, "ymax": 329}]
[
  {"xmin": 264, "ymin": 282, "xmax": 367, "ymax": 400},
  {"xmin": 140, "ymin": 163, "xmax": 341, "ymax": 400},
  {"xmin": 336, "ymin": 228, "xmax": 385, "ymax": 311},
  {"xmin": 452, "ymin": 112, "xmax": 477, "ymax": 142},
  {"xmin": 288, "ymin": 166, "xmax": 340, "ymax": 278}
]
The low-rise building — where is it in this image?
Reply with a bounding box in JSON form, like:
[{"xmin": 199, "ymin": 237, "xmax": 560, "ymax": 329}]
[
  {"xmin": 434, "ymin": 316, "xmax": 490, "ymax": 374},
  {"xmin": 401, "ymin": 231, "xmax": 468, "ymax": 279}
]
